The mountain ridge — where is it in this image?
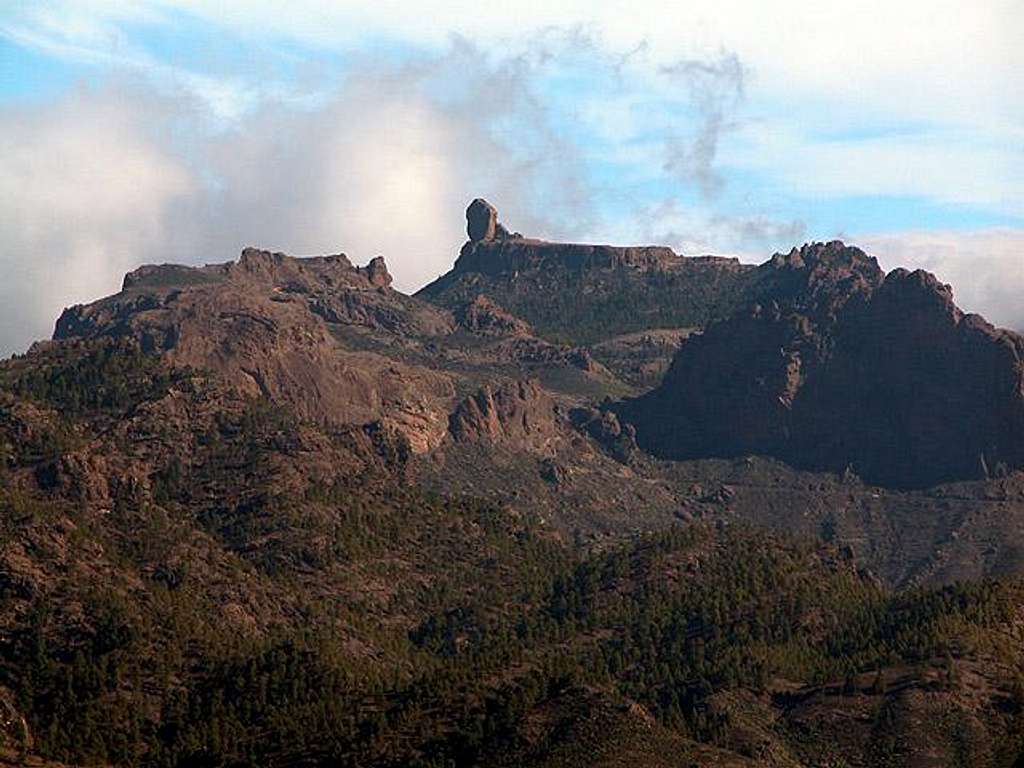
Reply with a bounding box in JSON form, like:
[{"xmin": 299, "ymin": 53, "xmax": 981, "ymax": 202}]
[{"xmin": 4, "ymin": 199, "xmax": 1024, "ymax": 766}]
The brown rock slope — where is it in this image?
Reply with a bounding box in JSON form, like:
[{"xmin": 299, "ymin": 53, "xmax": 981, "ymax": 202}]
[
  {"xmin": 54, "ymin": 248, "xmax": 456, "ymax": 450},
  {"xmin": 47, "ymin": 241, "xmax": 681, "ymax": 538}
]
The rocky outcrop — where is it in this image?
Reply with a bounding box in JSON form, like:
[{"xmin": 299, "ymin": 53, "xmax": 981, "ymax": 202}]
[
  {"xmin": 453, "ymin": 295, "xmax": 532, "ymax": 336},
  {"xmin": 569, "ymin": 406, "xmax": 638, "ymax": 463},
  {"xmin": 625, "ymin": 241, "xmax": 1024, "ymax": 487},
  {"xmin": 448, "ymin": 379, "xmax": 561, "ymax": 446},
  {"xmin": 363, "ymin": 255, "xmax": 393, "ymax": 288},
  {"xmin": 54, "ymin": 249, "xmax": 455, "ymax": 449},
  {"xmin": 446, "ymin": 294, "xmax": 615, "ymax": 379},
  {"xmin": 466, "ymin": 198, "xmax": 513, "ymax": 242},
  {"xmin": 418, "ymin": 200, "xmax": 757, "ymax": 345}
]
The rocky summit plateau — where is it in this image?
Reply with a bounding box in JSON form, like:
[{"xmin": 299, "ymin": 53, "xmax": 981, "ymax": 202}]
[{"xmin": 4, "ymin": 199, "xmax": 1024, "ymax": 767}]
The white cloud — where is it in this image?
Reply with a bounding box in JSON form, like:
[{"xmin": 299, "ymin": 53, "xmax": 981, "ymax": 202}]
[
  {"xmin": 0, "ymin": 41, "xmax": 599, "ymax": 354},
  {"xmin": 0, "ymin": 90, "xmax": 195, "ymax": 355},
  {"xmin": 6, "ymin": 1, "xmax": 1018, "ymax": 223},
  {"xmin": 157, "ymin": 0, "xmax": 1023, "ymax": 130},
  {"xmin": 7, "ymin": 0, "xmax": 1021, "ymax": 132},
  {"xmin": 620, "ymin": 196, "xmax": 805, "ymax": 258}
]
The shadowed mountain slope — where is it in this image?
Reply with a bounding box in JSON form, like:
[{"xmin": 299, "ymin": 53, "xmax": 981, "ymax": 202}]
[
  {"xmin": 623, "ymin": 241, "xmax": 1024, "ymax": 488},
  {"xmin": 417, "ymin": 200, "xmax": 757, "ymax": 345}
]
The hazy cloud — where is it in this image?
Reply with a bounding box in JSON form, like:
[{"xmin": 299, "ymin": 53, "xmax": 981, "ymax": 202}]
[
  {"xmin": 0, "ymin": 90, "xmax": 196, "ymax": 354},
  {"xmin": 661, "ymin": 52, "xmax": 746, "ymax": 198},
  {"xmin": 0, "ymin": 37, "xmax": 604, "ymax": 355},
  {"xmin": 631, "ymin": 197, "xmax": 804, "ymax": 258}
]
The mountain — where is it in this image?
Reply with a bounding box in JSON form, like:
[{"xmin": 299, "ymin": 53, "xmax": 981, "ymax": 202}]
[
  {"xmin": 623, "ymin": 241, "xmax": 1024, "ymax": 488},
  {"xmin": 2, "ymin": 200, "xmax": 1024, "ymax": 766},
  {"xmin": 417, "ymin": 199, "xmax": 756, "ymax": 347}
]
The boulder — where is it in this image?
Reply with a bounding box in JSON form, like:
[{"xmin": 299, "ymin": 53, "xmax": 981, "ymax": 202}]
[{"xmin": 467, "ymin": 198, "xmax": 499, "ymax": 242}]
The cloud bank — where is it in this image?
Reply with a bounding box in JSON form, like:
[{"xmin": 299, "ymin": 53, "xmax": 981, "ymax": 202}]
[{"xmin": 0, "ymin": 91, "xmax": 195, "ymax": 353}]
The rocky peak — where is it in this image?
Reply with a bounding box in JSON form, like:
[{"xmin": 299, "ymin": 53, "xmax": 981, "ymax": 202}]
[
  {"xmin": 626, "ymin": 238, "xmax": 1024, "ymax": 487},
  {"xmin": 760, "ymin": 241, "xmax": 884, "ymax": 319},
  {"xmin": 770, "ymin": 240, "xmax": 876, "ymax": 271},
  {"xmin": 229, "ymin": 248, "xmax": 392, "ymax": 292},
  {"xmin": 361, "ymin": 255, "xmax": 393, "ymax": 289},
  {"xmin": 466, "ymin": 198, "xmax": 512, "ymax": 242},
  {"xmin": 874, "ymin": 268, "xmax": 959, "ymax": 320},
  {"xmin": 235, "ymin": 246, "xmax": 292, "ymax": 279}
]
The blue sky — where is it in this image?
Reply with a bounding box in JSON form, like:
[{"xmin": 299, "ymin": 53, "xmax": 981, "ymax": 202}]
[{"xmin": 0, "ymin": 0, "xmax": 1021, "ymax": 353}]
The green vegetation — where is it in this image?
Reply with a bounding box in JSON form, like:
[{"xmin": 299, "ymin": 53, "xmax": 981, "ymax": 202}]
[
  {"xmin": 3, "ymin": 338, "xmax": 1024, "ymax": 767},
  {"xmin": 420, "ymin": 266, "xmax": 758, "ymax": 345},
  {"xmin": 1, "ymin": 339, "xmax": 180, "ymax": 419},
  {"xmin": 3, "ymin": 486, "xmax": 1021, "ymax": 767}
]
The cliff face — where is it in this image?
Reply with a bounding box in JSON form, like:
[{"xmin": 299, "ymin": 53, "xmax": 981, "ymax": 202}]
[
  {"xmin": 453, "ymin": 238, "xmax": 684, "ymax": 274},
  {"xmin": 622, "ymin": 242, "xmax": 883, "ymax": 457},
  {"xmin": 625, "ymin": 241, "xmax": 1024, "ymax": 487},
  {"xmin": 448, "ymin": 379, "xmax": 562, "ymax": 447},
  {"xmin": 790, "ymin": 267, "xmax": 1024, "ymax": 486},
  {"xmin": 54, "ymin": 248, "xmax": 457, "ymax": 449}
]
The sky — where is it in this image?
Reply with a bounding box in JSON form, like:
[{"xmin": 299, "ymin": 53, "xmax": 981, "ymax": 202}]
[{"xmin": 0, "ymin": 0, "xmax": 1021, "ymax": 355}]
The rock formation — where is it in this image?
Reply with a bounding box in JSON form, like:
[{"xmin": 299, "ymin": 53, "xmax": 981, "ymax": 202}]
[
  {"xmin": 448, "ymin": 379, "xmax": 561, "ymax": 446},
  {"xmin": 420, "ymin": 202, "xmax": 756, "ymax": 344},
  {"xmin": 467, "ymin": 198, "xmax": 499, "ymax": 241},
  {"xmin": 624, "ymin": 241, "xmax": 1024, "ymax": 487},
  {"xmin": 363, "ymin": 255, "xmax": 393, "ymax": 288},
  {"xmin": 453, "ymin": 295, "xmax": 533, "ymax": 336},
  {"xmin": 46, "ymin": 205, "xmax": 1024, "ymax": 488},
  {"xmin": 54, "ymin": 248, "xmax": 455, "ymax": 448},
  {"xmin": 569, "ymin": 406, "xmax": 638, "ymax": 463}
]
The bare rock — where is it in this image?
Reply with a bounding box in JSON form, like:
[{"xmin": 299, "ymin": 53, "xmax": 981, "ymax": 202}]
[
  {"xmin": 467, "ymin": 198, "xmax": 498, "ymax": 242},
  {"xmin": 625, "ymin": 241, "xmax": 1024, "ymax": 488},
  {"xmin": 453, "ymin": 295, "xmax": 533, "ymax": 336},
  {"xmin": 569, "ymin": 406, "xmax": 637, "ymax": 463},
  {"xmin": 54, "ymin": 248, "xmax": 456, "ymax": 431},
  {"xmin": 449, "ymin": 379, "xmax": 560, "ymax": 446}
]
